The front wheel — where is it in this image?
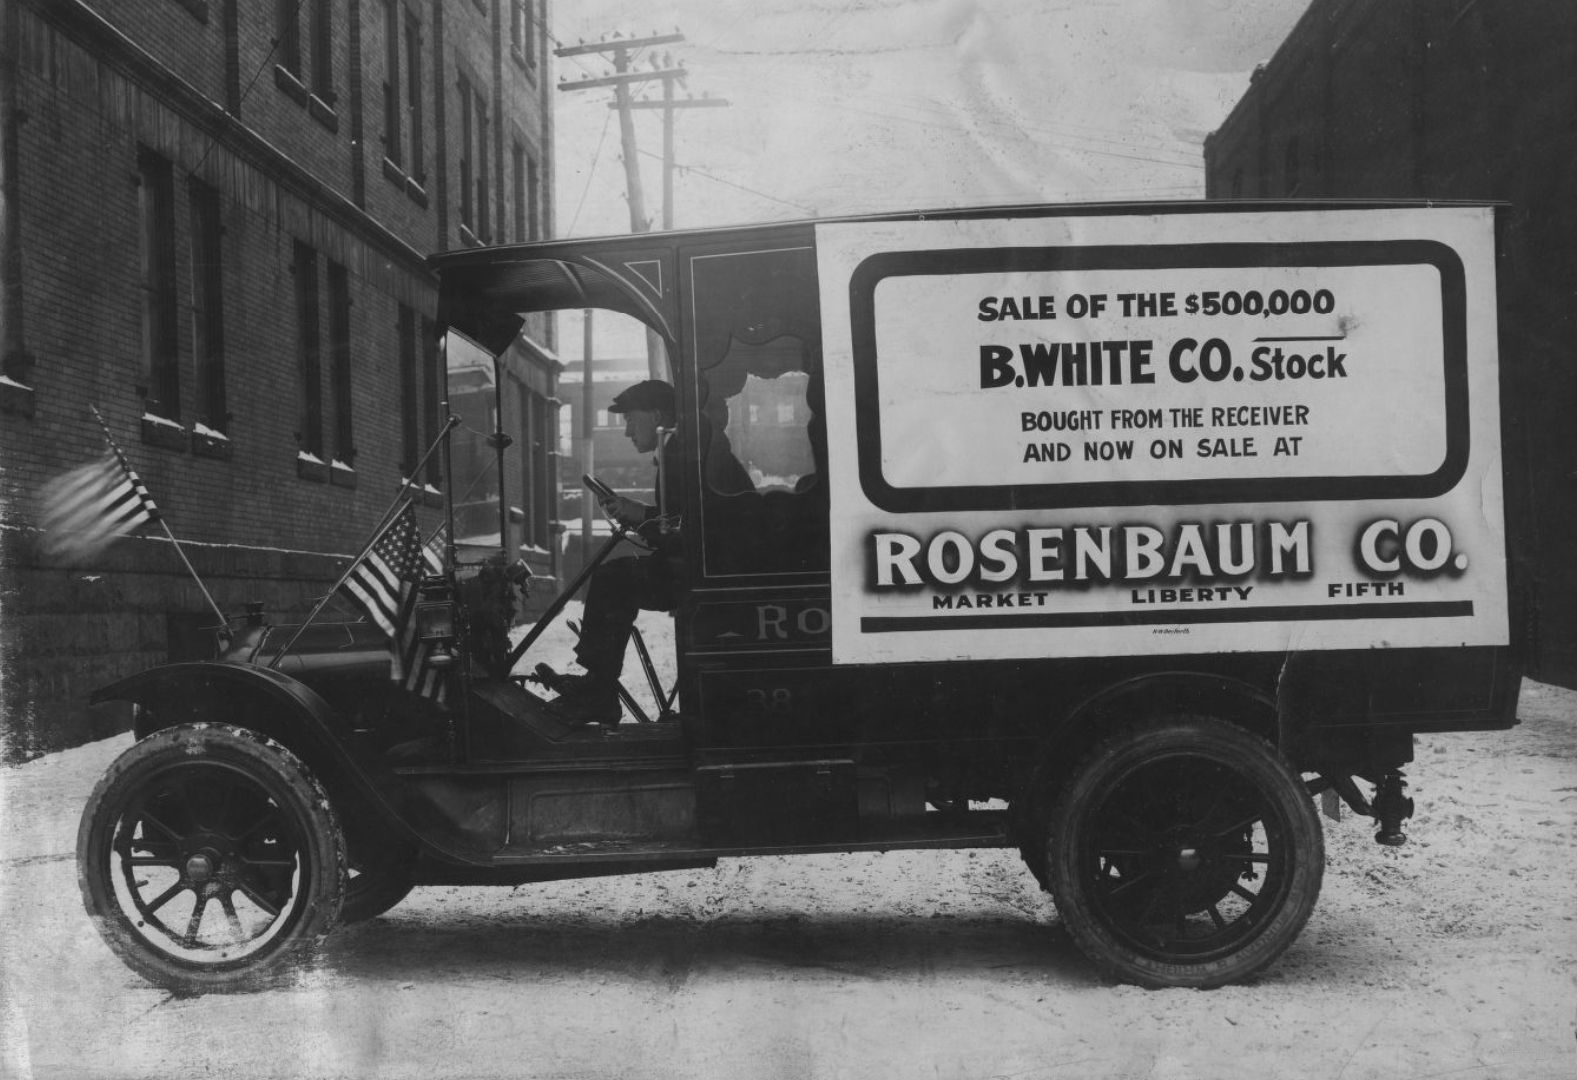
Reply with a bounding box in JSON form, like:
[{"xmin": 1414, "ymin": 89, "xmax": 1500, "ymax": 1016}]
[
  {"xmin": 1045, "ymin": 717, "xmax": 1323, "ymax": 988},
  {"xmin": 77, "ymin": 724, "xmax": 347, "ymax": 992}
]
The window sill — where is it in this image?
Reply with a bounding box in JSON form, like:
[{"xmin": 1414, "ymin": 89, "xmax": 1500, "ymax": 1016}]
[
  {"xmin": 382, "ymin": 155, "xmax": 406, "ymax": 186},
  {"xmin": 296, "ymin": 456, "xmax": 329, "ymax": 483},
  {"xmin": 0, "ymin": 379, "xmax": 34, "ymax": 418},
  {"xmin": 308, "ymin": 94, "xmax": 339, "ymax": 133},
  {"xmin": 274, "ymin": 66, "xmax": 310, "ymax": 108},
  {"xmin": 141, "ymin": 415, "xmax": 189, "ymax": 451},
  {"xmin": 406, "ymin": 176, "xmax": 428, "ymax": 208},
  {"xmin": 401, "ymin": 481, "xmax": 444, "ymax": 508},
  {"xmin": 330, "ymin": 464, "xmax": 358, "ymax": 489},
  {"xmin": 191, "ymin": 430, "xmax": 233, "ymax": 461},
  {"xmin": 458, "ymin": 223, "xmax": 483, "ymax": 248}
]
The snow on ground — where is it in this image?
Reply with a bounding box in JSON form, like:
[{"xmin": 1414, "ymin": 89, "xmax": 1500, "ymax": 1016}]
[{"xmin": 2, "ymin": 646, "xmax": 1575, "ymax": 1079}]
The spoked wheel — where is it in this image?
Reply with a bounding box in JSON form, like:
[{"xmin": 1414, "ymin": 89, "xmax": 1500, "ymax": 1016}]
[
  {"xmin": 77, "ymin": 724, "xmax": 346, "ymax": 992},
  {"xmin": 1046, "ymin": 717, "xmax": 1323, "ymax": 988}
]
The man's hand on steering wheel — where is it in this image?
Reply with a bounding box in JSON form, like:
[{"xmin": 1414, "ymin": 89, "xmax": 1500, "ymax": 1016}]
[{"xmin": 599, "ymin": 494, "xmax": 649, "ymax": 530}]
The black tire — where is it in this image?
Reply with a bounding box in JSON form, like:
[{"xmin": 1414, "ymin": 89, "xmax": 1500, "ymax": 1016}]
[
  {"xmin": 342, "ymin": 841, "xmax": 417, "ymax": 923},
  {"xmin": 77, "ymin": 724, "xmax": 347, "ymax": 992},
  {"xmin": 1045, "ymin": 716, "xmax": 1323, "ymax": 988}
]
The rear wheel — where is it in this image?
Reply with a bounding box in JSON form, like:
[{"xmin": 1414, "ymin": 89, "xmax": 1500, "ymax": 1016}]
[
  {"xmin": 1045, "ymin": 716, "xmax": 1322, "ymax": 988},
  {"xmin": 77, "ymin": 724, "xmax": 347, "ymax": 992}
]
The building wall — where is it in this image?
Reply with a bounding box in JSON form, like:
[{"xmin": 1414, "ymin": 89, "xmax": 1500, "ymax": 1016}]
[
  {"xmin": 0, "ymin": 0, "xmax": 558, "ymax": 760},
  {"xmin": 1202, "ymin": 0, "xmax": 1577, "ymax": 686}
]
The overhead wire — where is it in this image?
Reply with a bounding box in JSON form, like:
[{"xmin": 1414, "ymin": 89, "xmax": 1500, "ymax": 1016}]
[{"xmin": 565, "ymin": 110, "xmax": 615, "ymax": 236}]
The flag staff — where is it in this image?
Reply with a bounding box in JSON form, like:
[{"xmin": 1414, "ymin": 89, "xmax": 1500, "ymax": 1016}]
[
  {"xmin": 87, "ymin": 405, "xmax": 228, "ymax": 632},
  {"xmin": 268, "ymin": 416, "xmax": 459, "ymax": 669}
]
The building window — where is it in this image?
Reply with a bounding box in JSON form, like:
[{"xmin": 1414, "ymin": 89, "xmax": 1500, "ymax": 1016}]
[
  {"xmin": 404, "ymin": 10, "xmax": 424, "ymax": 182},
  {"xmin": 310, "ymin": 0, "xmax": 333, "ymax": 101},
  {"xmin": 276, "ymin": 0, "xmax": 302, "ymax": 78},
  {"xmin": 511, "ymin": 141, "xmax": 525, "ymax": 243},
  {"xmin": 381, "ymin": 0, "xmax": 401, "ymax": 166},
  {"xmin": 458, "ymin": 75, "xmax": 489, "ymax": 241},
  {"xmin": 395, "ymin": 306, "xmax": 441, "ymax": 490},
  {"xmin": 1285, "ymin": 137, "xmax": 1301, "ymax": 195},
  {"xmin": 527, "ymin": 150, "xmax": 540, "ymax": 240},
  {"xmin": 188, "ymin": 179, "xmax": 225, "ymax": 433},
  {"xmin": 510, "ymin": 0, "xmax": 537, "ymax": 65},
  {"xmin": 530, "ymin": 390, "xmax": 551, "ymax": 547},
  {"xmin": 420, "ymin": 315, "xmax": 441, "ymax": 486},
  {"xmin": 138, "ymin": 147, "xmax": 179, "ymax": 422},
  {"xmin": 294, "ymin": 242, "xmax": 324, "ymax": 463},
  {"xmin": 458, "ymin": 75, "xmax": 473, "ymax": 230},
  {"xmin": 475, "ymin": 96, "xmax": 489, "ymax": 239},
  {"xmin": 327, "ymin": 262, "xmax": 353, "ymax": 468},
  {"xmin": 1230, "ymin": 168, "xmax": 1244, "ymax": 198}
]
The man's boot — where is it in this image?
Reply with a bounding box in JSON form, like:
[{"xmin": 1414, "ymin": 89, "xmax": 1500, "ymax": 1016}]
[{"xmin": 547, "ymin": 678, "xmax": 621, "ymax": 727}]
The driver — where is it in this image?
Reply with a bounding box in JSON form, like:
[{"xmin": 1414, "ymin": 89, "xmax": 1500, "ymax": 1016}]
[{"xmin": 547, "ymin": 379, "xmax": 746, "ymax": 725}]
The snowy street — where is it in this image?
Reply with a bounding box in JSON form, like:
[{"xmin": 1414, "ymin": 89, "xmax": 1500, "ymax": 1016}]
[{"xmin": 3, "ymin": 666, "xmax": 1575, "ymax": 1080}]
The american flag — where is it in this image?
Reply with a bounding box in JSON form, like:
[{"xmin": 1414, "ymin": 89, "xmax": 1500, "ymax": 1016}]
[
  {"xmin": 339, "ymin": 503, "xmax": 448, "ymax": 702},
  {"xmin": 39, "ymin": 449, "xmax": 161, "ymax": 562},
  {"xmin": 397, "ymin": 524, "xmax": 449, "ymax": 702}
]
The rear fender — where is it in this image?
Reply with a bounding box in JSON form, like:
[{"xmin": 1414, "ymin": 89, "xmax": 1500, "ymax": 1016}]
[
  {"xmin": 1064, "ymin": 670, "xmax": 1280, "ymax": 745},
  {"xmin": 92, "ymin": 662, "xmax": 490, "ymax": 863},
  {"xmin": 1019, "ymin": 670, "xmax": 1280, "ymax": 816}
]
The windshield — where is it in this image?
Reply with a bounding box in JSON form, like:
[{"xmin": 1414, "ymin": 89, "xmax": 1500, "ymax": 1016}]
[{"xmin": 443, "ymin": 330, "xmax": 558, "ymax": 572}]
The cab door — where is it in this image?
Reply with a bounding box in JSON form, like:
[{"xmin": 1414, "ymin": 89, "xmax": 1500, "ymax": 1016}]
[{"xmin": 671, "ymin": 235, "xmax": 875, "ymax": 842}]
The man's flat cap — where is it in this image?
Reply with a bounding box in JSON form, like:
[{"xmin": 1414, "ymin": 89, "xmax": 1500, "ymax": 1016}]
[{"xmin": 608, "ymin": 379, "xmax": 675, "ymax": 415}]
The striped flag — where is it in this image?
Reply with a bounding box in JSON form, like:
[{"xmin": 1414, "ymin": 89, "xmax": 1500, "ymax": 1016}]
[
  {"xmin": 39, "ymin": 449, "xmax": 161, "ymax": 563},
  {"xmin": 339, "ymin": 502, "xmax": 423, "ymax": 638},
  {"xmin": 339, "ymin": 503, "xmax": 448, "ymax": 703},
  {"xmin": 396, "ymin": 524, "xmax": 449, "ymax": 702}
]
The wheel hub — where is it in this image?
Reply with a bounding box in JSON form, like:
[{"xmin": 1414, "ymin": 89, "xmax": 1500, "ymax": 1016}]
[
  {"xmin": 1174, "ymin": 846, "xmax": 1202, "ymax": 872},
  {"xmin": 184, "ymin": 852, "xmax": 217, "ymax": 883}
]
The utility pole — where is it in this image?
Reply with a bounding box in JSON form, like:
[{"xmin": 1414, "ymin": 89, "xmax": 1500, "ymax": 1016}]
[
  {"xmin": 557, "ymin": 33, "xmax": 685, "ymax": 232},
  {"xmin": 626, "ymin": 71, "xmax": 730, "ymax": 230},
  {"xmin": 555, "ymin": 32, "xmax": 728, "ymax": 376}
]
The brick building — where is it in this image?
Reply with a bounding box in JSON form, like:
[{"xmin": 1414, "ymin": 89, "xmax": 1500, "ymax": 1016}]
[
  {"xmin": 1203, "ymin": 0, "xmax": 1577, "ymax": 685},
  {"xmin": 0, "ymin": 0, "xmax": 559, "ymax": 759}
]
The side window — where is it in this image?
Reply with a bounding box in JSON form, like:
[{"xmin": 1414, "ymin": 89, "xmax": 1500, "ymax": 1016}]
[
  {"xmin": 708, "ymin": 336, "xmax": 815, "ymax": 496},
  {"xmin": 689, "ymin": 246, "xmax": 827, "ymax": 578}
]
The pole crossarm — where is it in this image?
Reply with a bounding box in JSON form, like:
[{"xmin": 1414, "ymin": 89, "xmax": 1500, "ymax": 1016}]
[
  {"xmin": 622, "ymin": 98, "xmax": 730, "ymax": 110},
  {"xmin": 558, "ymin": 68, "xmax": 688, "ymax": 93},
  {"xmin": 554, "ymin": 32, "xmax": 684, "ymax": 58}
]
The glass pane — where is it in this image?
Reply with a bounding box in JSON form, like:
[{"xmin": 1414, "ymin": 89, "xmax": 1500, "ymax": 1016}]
[
  {"xmin": 444, "ymin": 330, "xmax": 503, "ymax": 558},
  {"xmin": 717, "ymin": 357, "xmax": 814, "ymax": 495}
]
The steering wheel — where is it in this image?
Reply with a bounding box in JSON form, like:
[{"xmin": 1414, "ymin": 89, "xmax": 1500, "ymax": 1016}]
[{"xmin": 597, "ymin": 499, "xmax": 667, "ymax": 552}]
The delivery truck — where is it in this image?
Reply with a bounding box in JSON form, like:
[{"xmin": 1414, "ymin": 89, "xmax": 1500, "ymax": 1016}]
[{"xmin": 78, "ymin": 201, "xmax": 1540, "ymax": 991}]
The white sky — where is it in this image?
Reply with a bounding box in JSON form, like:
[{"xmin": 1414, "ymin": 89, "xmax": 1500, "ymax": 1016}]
[{"xmin": 548, "ymin": 0, "xmax": 1312, "ymax": 360}]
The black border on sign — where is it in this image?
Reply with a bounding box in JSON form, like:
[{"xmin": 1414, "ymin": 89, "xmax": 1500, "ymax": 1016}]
[
  {"xmin": 860, "ymin": 599, "xmax": 1474, "ymax": 633},
  {"xmin": 848, "ymin": 240, "xmax": 1469, "ymax": 513}
]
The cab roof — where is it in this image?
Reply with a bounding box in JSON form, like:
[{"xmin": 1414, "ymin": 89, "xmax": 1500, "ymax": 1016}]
[{"xmin": 428, "ymin": 198, "xmax": 1458, "ymax": 353}]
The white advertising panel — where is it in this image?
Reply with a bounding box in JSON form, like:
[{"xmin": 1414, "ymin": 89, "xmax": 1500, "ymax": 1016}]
[{"xmin": 817, "ymin": 207, "xmax": 1506, "ymax": 665}]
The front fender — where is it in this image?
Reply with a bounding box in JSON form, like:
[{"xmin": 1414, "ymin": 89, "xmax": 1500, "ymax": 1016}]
[
  {"xmin": 96, "ymin": 660, "xmax": 356, "ymax": 744},
  {"xmin": 93, "ymin": 661, "xmax": 493, "ymax": 864}
]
